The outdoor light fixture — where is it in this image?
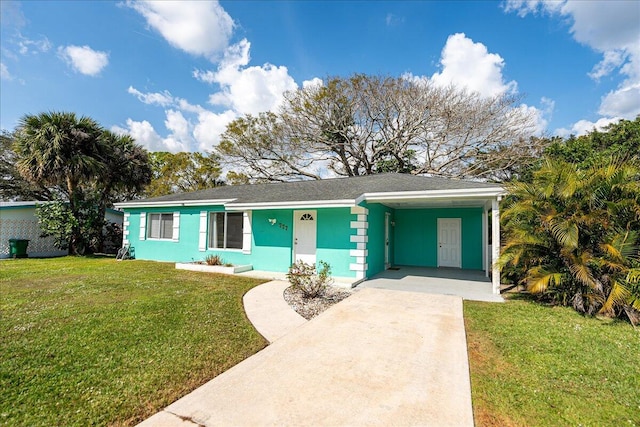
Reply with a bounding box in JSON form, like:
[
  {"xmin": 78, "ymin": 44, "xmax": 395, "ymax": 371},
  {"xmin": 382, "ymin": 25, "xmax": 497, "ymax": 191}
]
[{"xmin": 268, "ymin": 218, "xmax": 277, "ymax": 225}]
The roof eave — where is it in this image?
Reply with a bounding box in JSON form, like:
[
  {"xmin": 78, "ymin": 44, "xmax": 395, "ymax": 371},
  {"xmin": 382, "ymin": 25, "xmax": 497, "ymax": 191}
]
[
  {"xmin": 358, "ymin": 187, "xmax": 506, "ymax": 203},
  {"xmin": 225, "ymin": 200, "xmax": 356, "ymax": 211},
  {"xmin": 114, "ymin": 199, "xmax": 237, "ymax": 209}
]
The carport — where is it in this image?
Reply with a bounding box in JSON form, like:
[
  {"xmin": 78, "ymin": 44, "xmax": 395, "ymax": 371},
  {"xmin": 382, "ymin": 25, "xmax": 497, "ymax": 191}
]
[{"xmin": 359, "ymin": 266, "xmax": 504, "ymax": 302}]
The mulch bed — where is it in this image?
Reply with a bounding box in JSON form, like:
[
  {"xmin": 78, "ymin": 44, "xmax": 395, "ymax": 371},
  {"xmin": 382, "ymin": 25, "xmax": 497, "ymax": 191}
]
[{"xmin": 283, "ymin": 285, "xmax": 354, "ymax": 320}]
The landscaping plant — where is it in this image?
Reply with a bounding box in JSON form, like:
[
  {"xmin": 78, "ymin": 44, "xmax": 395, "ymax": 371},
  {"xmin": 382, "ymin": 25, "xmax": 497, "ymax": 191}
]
[
  {"xmin": 286, "ymin": 260, "xmax": 333, "ymax": 298},
  {"xmin": 499, "ymin": 156, "xmax": 640, "ymax": 323},
  {"xmin": 204, "ymin": 254, "xmax": 224, "ymax": 266}
]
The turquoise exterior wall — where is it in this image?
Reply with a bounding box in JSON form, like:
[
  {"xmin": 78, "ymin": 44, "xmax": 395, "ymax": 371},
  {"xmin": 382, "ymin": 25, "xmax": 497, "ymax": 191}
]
[
  {"xmin": 363, "ymin": 202, "xmax": 394, "ymax": 278},
  {"xmin": 123, "ymin": 206, "xmax": 357, "ymax": 278},
  {"xmin": 316, "ymin": 208, "xmax": 355, "ymax": 277},
  {"xmin": 123, "ymin": 204, "xmax": 483, "ymax": 279},
  {"xmin": 393, "ymin": 207, "xmax": 483, "ymax": 270}
]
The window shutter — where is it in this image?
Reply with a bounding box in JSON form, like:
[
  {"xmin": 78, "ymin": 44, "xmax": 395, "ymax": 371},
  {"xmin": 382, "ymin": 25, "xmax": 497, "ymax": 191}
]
[
  {"xmin": 172, "ymin": 212, "xmax": 180, "ymax": 241},
  {"xmin": 139, "ymin": 212, "xmax": 146, "ymax": 240},
  {"xmin": 242, "ymin": 211, "xmax": 252, "ymax": 254},
  {"xmin": 199, "ymin": 211, "xmax": 207, "ymax": 251}
]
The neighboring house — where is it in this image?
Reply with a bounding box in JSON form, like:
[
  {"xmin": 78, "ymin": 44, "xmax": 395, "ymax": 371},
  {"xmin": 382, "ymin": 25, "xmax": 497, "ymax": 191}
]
[
  {"xmin": 0, "ymin": 201, "xmax": 124, "ymax": 258},
  {"xmin": 115, "ymin": 173, "xmax": 505, "ymax": 293}
]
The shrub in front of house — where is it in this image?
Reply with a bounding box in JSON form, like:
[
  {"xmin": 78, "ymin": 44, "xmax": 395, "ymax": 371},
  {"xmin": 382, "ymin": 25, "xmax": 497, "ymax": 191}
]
[
  {"xmin": 204, "ymin": 254, "xmax": 224, "ymax": 266},
  {"xmin": 287, "ymin": 260, "xmax": 333, "ymax": 298}
]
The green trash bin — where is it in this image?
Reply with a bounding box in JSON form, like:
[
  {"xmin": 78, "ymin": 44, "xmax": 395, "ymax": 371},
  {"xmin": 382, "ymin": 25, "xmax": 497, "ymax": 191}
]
[{"xmin": 9, "ymin": 239, "xmax": 29, "ymax": 258}]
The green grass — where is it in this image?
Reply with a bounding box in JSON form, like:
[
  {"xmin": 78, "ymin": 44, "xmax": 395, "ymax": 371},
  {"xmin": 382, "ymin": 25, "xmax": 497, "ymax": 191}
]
[
  {"xmin": 0, "ymin": 256, "xmax": 267, "ymax": 426},
  {"xmin": 464, "ymin": 294, "xmax": 640, "ymax": 427}
]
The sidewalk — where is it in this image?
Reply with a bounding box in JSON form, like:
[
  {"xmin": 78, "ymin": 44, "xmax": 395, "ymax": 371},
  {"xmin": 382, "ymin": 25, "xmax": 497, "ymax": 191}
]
[{"xmin": 242, "ymin": 280, "xmax": 307, "ymax": 343}]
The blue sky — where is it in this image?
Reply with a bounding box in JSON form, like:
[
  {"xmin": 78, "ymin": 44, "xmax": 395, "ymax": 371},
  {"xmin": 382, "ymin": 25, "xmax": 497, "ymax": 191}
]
[{"xmin": 1, "ymin": 0, "xmax": 638, "ymax": 153}]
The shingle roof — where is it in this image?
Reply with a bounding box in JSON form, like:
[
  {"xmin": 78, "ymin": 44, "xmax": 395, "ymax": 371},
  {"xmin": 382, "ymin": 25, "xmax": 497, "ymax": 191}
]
[{"xmin": 130, "ymin": 173, "xmax": 501, "ymax": 205}]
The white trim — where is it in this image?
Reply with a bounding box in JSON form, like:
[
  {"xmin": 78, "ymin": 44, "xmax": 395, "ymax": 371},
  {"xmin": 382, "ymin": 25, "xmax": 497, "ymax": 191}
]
[
  {"xmin": 349, "ymin": 263, "xmax": 368, "ymax": 271},
  {"xmin": 227, "ymin": 200, "xmax": 355, "ymax": 211},
  {"xmin": 172, "ymin": 212, "xmax": 180, "ymax": 241},
  {"xmin": 491, "ymin": 198, "xmax": 501, "ymax": 294},
  {"xmin": 349, "ymin": 249, "xmax": 368, "ymax": 257},
  {"xmin": 384, "ymin": 212, "xmax": 391, "ymax": 269},
  {"xmin": 349, "ymin": 221, "xmax": 368, "ymax": 229},
  {"xmin": 356, "ymin": 187, "xmax": 506, "ymax": 204},
  {"xmin": 482, "ymin": 209, "xmax": 488, "ymax": 276},
  {"xmin": 198, "ymin": 211, "xmax": 207, "ymax": 251},
  {"xmin": 349, "ymin": 209, "xmax": 369, "ymax": 279},
  {"xmin": 139, "ymin": 212, "xmax": 146, "ymax": 240},
  {"xmin": 114, "ymin": 199, "xmax": 236, "ymax": 209},
  {"xmin": 242, "ymin": 211, "xmax": 252, "ymax": 254},
  {"xmin": 350, "ymin": 206, "xmax": 369, "ymax": 215}
]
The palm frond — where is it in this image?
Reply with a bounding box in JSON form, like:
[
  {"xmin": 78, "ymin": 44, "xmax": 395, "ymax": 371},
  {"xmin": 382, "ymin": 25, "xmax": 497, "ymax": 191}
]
[
  {"xmin": 599, "ymin": 280, "xmax": 631, "ymax": 316},
  {"xmin": 526, "ymin": 267, "xmax": 564, "ymax": 294}
]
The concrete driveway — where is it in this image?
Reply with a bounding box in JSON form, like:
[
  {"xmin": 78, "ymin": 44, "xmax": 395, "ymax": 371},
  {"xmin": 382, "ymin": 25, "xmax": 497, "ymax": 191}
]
[
  {"xmin": 361, "ymin": 266, "xmax": 504, "ymax": 303},
  {"xmin": 139, "ymin": 287, "xmax": 474, "ymax": 426}
]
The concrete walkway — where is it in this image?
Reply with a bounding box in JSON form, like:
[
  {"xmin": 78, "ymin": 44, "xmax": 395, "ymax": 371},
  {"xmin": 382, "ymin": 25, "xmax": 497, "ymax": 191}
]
[
  {"xmin": 242, "ymin": 280, "xmax": 306, "ymax": 343},
  {"xmin": 138, "ymin": 285, "xmax": 474, "ymax": 427}
]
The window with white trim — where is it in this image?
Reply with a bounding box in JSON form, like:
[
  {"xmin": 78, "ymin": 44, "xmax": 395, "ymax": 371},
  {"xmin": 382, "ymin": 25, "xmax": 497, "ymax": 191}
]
[
  {"xmin": 208, "ymin": 212, "xmax": 243, "ymax": 249},
  {"xmin": 147, "ymin": 213, "xmax": 174, "ymax": 240}
]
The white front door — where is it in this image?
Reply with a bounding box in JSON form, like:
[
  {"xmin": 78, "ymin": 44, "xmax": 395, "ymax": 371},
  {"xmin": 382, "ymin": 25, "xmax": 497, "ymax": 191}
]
[
  {"xmin": 384, "ymin": 212, "xmax": 391, "ymax": 268},
  {"xmin": 438, "ymin": 218, "xmax": 461, "ymax": 268},
  {"xmin": 294, "ymin": 210, "xmax": 317, "ymax": 265}
]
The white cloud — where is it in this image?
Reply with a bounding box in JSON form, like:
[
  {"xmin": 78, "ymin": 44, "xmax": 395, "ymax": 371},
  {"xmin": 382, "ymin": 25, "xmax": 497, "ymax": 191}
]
[
  {"xmin": 112, "ymin": 115, "xmax": 190, "ymax": 153},
  {"xmin": 598, "ymin": 82, "xmax": 640, "ymax": 118},
  {"xmin": 195, "ymin": 39, "xmax": 298, "ymax": 115},
  {"xmin": 504, "ymin": 0, "xmax": 640, "ymax": 120},
  {"xmin": 122, "ymin": 86, "xmax": 243, "ymax": 151},
  {"xmin": 555, "ymin": 116, "xmax": 621, "ymax": 137},
  {"xmin": 302, "ymin": 77, "xmax": 323, "ymax": 89},
  {"xmin": 193, "ymin": 109, "xmax": 237, "ymax": 151},
  {"xmin": 126, "ymin": 0, "xmax": 234, "ymax": 60},
  {"xmin": 58, "ymin": 45, "xmax": 109, "ymax": 76},
  {"xmin": 1, "ymin": 62, "xmax": 12, "ymax": 80},
  {"xmin": 127, "ymin": 86, "xmax": 173, "ymax": 106},
  {"xmin": 17, "ymin": 35, "xmax": 51, "ymax": 55},
  {"xmin": 430, "ymin": 33, "xmax": 517, "ymax": 97},
  {"xmin": 112, "ymin": 119, "xmax": 166, "ymax": 151}
]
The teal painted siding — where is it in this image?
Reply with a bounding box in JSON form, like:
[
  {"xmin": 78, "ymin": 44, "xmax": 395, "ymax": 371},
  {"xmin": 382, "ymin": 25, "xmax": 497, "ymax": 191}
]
[
  {"xmin": 250, "ymin": 209, "xmax": 294, "ymax": 272},
  {"xmin": 123, "ymin": 206, "xmax": 357, "ymax": 278},
  {"xmin": 363, "ymin": 203, "xmax": 394, "ymax": 278},
  {"xmin": 393, "ymin": 207, "xmax": 483, "ymax": 270},
  {"xmin": 316, "ymin": 208, "xmax": 354, "ymax": 277}
]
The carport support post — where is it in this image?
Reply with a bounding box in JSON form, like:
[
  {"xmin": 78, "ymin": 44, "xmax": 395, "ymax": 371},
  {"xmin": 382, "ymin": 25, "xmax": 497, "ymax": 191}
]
[{"xmin": 491, "ymin": 197, "xmax": 501, "ymax": 294}]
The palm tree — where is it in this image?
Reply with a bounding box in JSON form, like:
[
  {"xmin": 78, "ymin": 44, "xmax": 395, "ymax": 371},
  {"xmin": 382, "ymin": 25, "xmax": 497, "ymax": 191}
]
[
  {"xmin": 499, "ymin": 157, "xmax": 640, "ymax": 323},
  {"xmin": 89, "ymin": 131, "xmax": 151, "ymax": 251},
  {"xmin": 14, "ymin": 111, "xmax": 105, "ymax": 253}
]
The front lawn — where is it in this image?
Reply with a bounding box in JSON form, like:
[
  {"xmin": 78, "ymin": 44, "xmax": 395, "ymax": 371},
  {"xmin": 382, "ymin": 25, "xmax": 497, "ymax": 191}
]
[
  {"xmin": 465, "ymin": 294, "xmax": 640, "ymax": 426},
  {"xmin": 0, "ymin": 257, "xmax": 267, "ymax": 426}
]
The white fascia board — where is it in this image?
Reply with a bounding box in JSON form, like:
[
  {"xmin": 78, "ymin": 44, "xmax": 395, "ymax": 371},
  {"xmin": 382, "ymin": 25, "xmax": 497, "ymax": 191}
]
[
  {"xmin": 225, "ymin": 200, "xmax": 356, "ymax": 211},
  {"xmin": 360, "ymin": 187, "xmax": 505, "ymax": 202},
  {"xmin": 114, "ymin": 199, "xmax": 236, "ymax": 209}
]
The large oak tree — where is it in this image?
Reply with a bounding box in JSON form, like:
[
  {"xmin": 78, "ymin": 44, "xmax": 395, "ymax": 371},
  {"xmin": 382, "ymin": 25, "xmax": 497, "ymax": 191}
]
[{"xmin": 217, "ymin": 74, "xmax": 541, "ymax": 182}]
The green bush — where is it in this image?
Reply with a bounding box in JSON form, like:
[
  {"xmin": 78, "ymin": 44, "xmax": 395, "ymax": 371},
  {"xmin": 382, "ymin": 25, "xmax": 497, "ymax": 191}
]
[{"xmin": 286, "ymin": 260, "xmax": 333, "ymax": 298}]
